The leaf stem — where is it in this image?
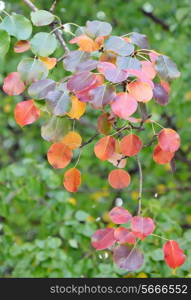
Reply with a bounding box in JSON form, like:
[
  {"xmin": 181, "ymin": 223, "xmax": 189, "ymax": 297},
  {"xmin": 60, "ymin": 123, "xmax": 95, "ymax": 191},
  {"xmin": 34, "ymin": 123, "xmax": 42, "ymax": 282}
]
[
  {"xmin": 136, "ymin": 155, "xmax": 143, "ymax": 215},
  {"xmin": 151, "ymin": 234, "xmax": 169, "ymax": 241}
]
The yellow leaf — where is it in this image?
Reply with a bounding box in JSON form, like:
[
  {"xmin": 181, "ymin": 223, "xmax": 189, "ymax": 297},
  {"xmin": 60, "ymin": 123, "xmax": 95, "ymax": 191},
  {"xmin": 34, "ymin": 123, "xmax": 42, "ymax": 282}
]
[
  {"xmin": 39, "ymin": 57, "xmax": 57, "ymax": 70},
  {"xmin": 62, "ymin": 131, "xmax": 82, "ymax": 150},
  {"xmin": 67, "ymin": 95, "xmax": 86, "ymax": 120}
]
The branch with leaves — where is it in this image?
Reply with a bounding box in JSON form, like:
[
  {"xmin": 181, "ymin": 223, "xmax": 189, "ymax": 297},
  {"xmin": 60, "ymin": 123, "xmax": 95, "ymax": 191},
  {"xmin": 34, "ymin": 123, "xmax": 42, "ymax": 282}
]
[{"xmin": 0, "ymin": 2, "xmax": 185, "ymax": 273}]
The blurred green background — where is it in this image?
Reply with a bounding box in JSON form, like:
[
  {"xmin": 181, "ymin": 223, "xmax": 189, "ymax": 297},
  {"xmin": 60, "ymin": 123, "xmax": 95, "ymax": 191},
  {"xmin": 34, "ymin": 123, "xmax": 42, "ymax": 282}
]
[{"xmin": 0, "ymin": 0, "xmax": 191, "ymax": 278}]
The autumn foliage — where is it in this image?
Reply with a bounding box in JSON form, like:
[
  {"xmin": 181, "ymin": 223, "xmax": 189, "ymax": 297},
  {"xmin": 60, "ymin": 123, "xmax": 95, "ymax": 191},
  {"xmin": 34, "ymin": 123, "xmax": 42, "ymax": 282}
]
[{"xmin": 1, "ymin": 10, "xmax": 185, "ymax": 272}]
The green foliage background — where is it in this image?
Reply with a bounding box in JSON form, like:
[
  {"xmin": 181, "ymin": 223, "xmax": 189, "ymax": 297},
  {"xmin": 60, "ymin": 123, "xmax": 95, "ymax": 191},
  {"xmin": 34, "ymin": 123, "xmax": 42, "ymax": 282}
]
[{"xmin": 0, "ymin": 0, "xmax": 191, "ymax": 278}]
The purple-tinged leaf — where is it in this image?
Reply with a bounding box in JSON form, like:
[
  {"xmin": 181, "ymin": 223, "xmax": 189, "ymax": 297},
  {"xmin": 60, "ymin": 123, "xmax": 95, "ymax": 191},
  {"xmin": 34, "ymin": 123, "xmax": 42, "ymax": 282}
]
[
  {"xmin": 85, "ymin": 20, "xmax": 112, "ymax": 38},
  {"xmin": 67, "ymin": 71, "xmax": 97, "ymax": 93},
  {"xmin": 63, "ymin": 50, "xmax": 90, "ymax": 72},
  {"xmin": 113, "ymin": 245, "xmax": 144, "ymax": 271},
  {"xmin": 46, "ymin": 90, "xmax": 71, "ymax": 116},
  {"xmin": 28, "ymin": 79, "xmax": 56, "ymax": 100},
  {"xmin": 155, "ymin": 55, "xmax": 180, "ymax": 81},
  {"xmin": 76, "ymin": 59, "xmax": 98, "ymax": 72},
  {"xmin": 116, "ymin": 56, "xmax": 141, "ymax": 70},
  {"xmin": 130, "ymin": 32, "xmax": 149, "ymax": 49},
  {"xmin": 153, "ymin": 83, "xmax": 169, "ymax": 106},
  {"xmin": 104, "ymin": 36, "xmax": 134, "ymax": 56},
  {"xmin": 89, "ymin": 85, "xmax": 116, "ymax": 108}
]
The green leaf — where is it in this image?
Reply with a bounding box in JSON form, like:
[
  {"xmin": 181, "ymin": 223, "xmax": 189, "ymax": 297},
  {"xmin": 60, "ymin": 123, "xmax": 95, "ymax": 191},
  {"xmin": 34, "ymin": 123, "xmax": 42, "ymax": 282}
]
[
  {"xmin": 28, "ymin": 79, "xmax": 56, "ymax": 100},
  {"xmin": 31, "ymin": 10, "xmax": 55, "ymax": 26},
  {"xmin": 155, "ymin": 55, "xmax": 180, "ymax": 81},
  {"xmin": 0, "ymin": 14, "xmax": 32, "ymax": 40},
  {"xmin": 41, "ymin": 116, "xmax": 70, "ymax": 142},
  {"xmin": 30, "ymin": 32, "xmax": 57, "ymax": 57},
  {"xmin": 17, "ymin": 58, "xmax": 48, "ymax": 85},
  {"xmin": 0, "ymin": 30, "xmax": 10, "ymax": 57},
  {"xmin": 75, "ymin": 210, "xmax": 89, "ymax": 221}
]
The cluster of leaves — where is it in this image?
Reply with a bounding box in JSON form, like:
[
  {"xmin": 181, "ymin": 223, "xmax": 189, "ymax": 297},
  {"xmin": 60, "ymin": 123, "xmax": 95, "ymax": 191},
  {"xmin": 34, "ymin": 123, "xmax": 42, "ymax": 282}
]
[
  {"xmin": 92, "ymin": 206, "xmax": 186, "ymax": 271},
  {"xmin": 0, "ymin": 5, "xmax": 186, "ymax": 273}
]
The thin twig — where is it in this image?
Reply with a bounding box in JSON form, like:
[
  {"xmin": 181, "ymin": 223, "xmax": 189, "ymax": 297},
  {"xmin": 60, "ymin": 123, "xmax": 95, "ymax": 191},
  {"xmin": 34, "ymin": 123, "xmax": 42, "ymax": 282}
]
[
  {"xmin": 136, "ymin": 155, "xmax": 143, "ymax": 215},
  {"xmin": 23, "ymin": 0, "xmax": 37, "ymax": 11},
  {"xmin": 80, "ymin": 133, "xmax": 99, "ymax": 148},
  {"xmin": 23, "ymin": 0, "xmax": 69, "ymax": 55}
]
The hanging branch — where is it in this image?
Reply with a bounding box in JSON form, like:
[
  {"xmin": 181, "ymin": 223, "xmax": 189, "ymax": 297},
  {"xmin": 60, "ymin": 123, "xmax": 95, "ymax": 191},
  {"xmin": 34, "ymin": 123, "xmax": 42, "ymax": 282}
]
[
  {"xmin": 136, "ymin": 155, "xmax": 143, "ymax": 215},
  {"xmin": 23, "ymin": 0, "xmax": 69, "ymax": 54}
]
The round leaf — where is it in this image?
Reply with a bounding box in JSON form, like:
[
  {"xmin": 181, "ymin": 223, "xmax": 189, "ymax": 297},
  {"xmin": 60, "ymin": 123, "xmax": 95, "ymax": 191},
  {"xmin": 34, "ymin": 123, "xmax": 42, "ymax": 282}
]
[
  {"xmin": 120, "ymin": 134, "xmax": 142, "ymax": 157},
  {"xmin": 14, "ymin": 99, "xmax": 40, "ymax": 127},
  {"xmin": 0, "ymin": 29, "xmax": 10, "ymax": 56},
  {"xmin": 109, "ymin": 207, "xmax": 132, "ymax": 224},
  {"xmin": 3, "ymin": 72, "xmax": 25, "ymax": 96},
  {"xmin": 63, "ymin": 168, "xmax": 81, "ymax": 193},
  {"xmin": 17, "ymin": 58, "xmax": 48, "ymax": 85},
  {"xmin": 0, "ymin": 14, "xmax": 32, "ymax": 40},
  {"xmin": 31, "ymin": 10, "xmax": 55, "ymax": 26},
  {"xmin": 113, "ymin": 245, "xmax": 144, "ymax": 271},
  {"xmin": 30, "ymin": 32, "xmax": 57, "ymax": 57},
  {"xmin": 153, "ymin": 144, "xmax": 175, "ymax": 164},
  {"xmin": 91, "ymin": 228, "xmax": 116, "ymax": 250},
  {"xmin": 111, "ymin": 92, "xmax": 138, "ymax": 119},
  {"xmin": 108, "ymin": 169, "xmax": 131, "ymax": 189},
  {"xmin": 94, "ymin": 136, "xmax": 116, "ymax": 161},
  {"xmin": 158, "ymin": 128, "xmax": 180, "ymax": 152},
  {"xmin": 47, "ymin": 143, "xmax": 72, "ymax": 169}
]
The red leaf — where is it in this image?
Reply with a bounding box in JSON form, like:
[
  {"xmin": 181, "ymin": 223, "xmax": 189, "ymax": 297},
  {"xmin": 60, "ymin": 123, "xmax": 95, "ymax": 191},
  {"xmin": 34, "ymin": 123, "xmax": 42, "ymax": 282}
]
[
  {"xmin": 108, "ymin": 169, "xmax": 131, "ymax": 189},
  {"xmin": 131, "ymin": 216, "xmax": 155, "ymax": 240},
  {"xmin": 113, "ymin": 245, "xmax": 144, "ymax": 271},
  {"xmin": 3, "ymin": 72, "xmax": 25, "ymax": 96},
  {"xmin": 14, "ymin": 99, "xmax": 40, "ymax": 127},
  {"xmin": 94, "ymin": 136, "xmax": 116, "ymax": 160},
  {"xmin": 47, "ymin": 143, "xmax": 72, "ymax": 169},
  {"xmin": 153, "ymin": 144, "xmax": 175, "ymax": 164},
  {"xmin": 163, "ymin": 240, "xmax": 186, "ymax": 269},
  {"xmin": 109, "ymin": 207, "xmax": 132, "ymax": 224},
  {"xmin": 63, "ymin": 168, "xmax": 81, "ymax": 192},
  {"xmin": 14, "ymin": 40, "xmax": 30, "ymax": 53},
  {"xmin": 111, "ymin": 92, "xmax": 138, "ymax": 120},
  {"xmin": 114, "ymin": 227, "xmax": 136, "ymax": 244},
  {"xmin": 126, "ymin": 69, "xmax": 154, "ymax": 88},
  {"xmin": 91, "ymin": 228, "xmax": 116, "ymax": 250},
  {"xmin": 120, "ymin": 134, "xmax": 142, "ymax": 157},
  {"xmin": 158, "ymin": 128, "xmax": 180, "ymax": 152}
]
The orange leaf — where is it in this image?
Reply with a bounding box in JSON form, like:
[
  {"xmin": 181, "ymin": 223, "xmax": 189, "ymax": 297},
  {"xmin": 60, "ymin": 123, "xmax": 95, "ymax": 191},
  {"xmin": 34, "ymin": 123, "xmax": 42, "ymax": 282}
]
[
  {"xmin": 67, "ymin": 95, "xmax": 86, "ymax": 120},
  {"xmin": 62, "ymin": 131, "xmax": 82, "ymax": 150},
  {"xmin": 69, "ymin": 35, "xmax": 100, "ymax": 52},
  {"xmin": 158, "ymin": 128, "xmax": 180, "ymax": 152},
  {"xmin": 14, "ymin": 99, "xmax": 40, "ymax": 127},
  {"xmin": 120, "ymin": 134, "xmax": 142, "ymax": 157},
  {"xmin": 94, "ymin": 136, "xmax": 116, "ymax": 160},
  {"xmin": 128, "ymin": 81, "xmax": 153, "ymax": 102},
  {"xmin": 14, "ymin": 40, "xmax": 30, "ymax": 53},
  {"xmin": 3, "ymin": 72, "xmax": 25, "ymax": 96},
  {"xmin": 63, "ymin": 168, "xmax": 81, "ymax": 192},
  {"xmin": 108, "ymin": 169, "xmax": 131, "ymax": 189},
  {"xmin": 47, "ymin": 143, "xmax": 73, "ymax": 169},
  {"xmin": 99, "ymin": 51, "xmax": 116, "ymax": 64},
  {"xmin": 39, "ymin": 56, "xmax": 57, "ymax": 70},
  {"xmin": 153, "ymin": 144, "xmax": 175, "ymax": 164}
]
